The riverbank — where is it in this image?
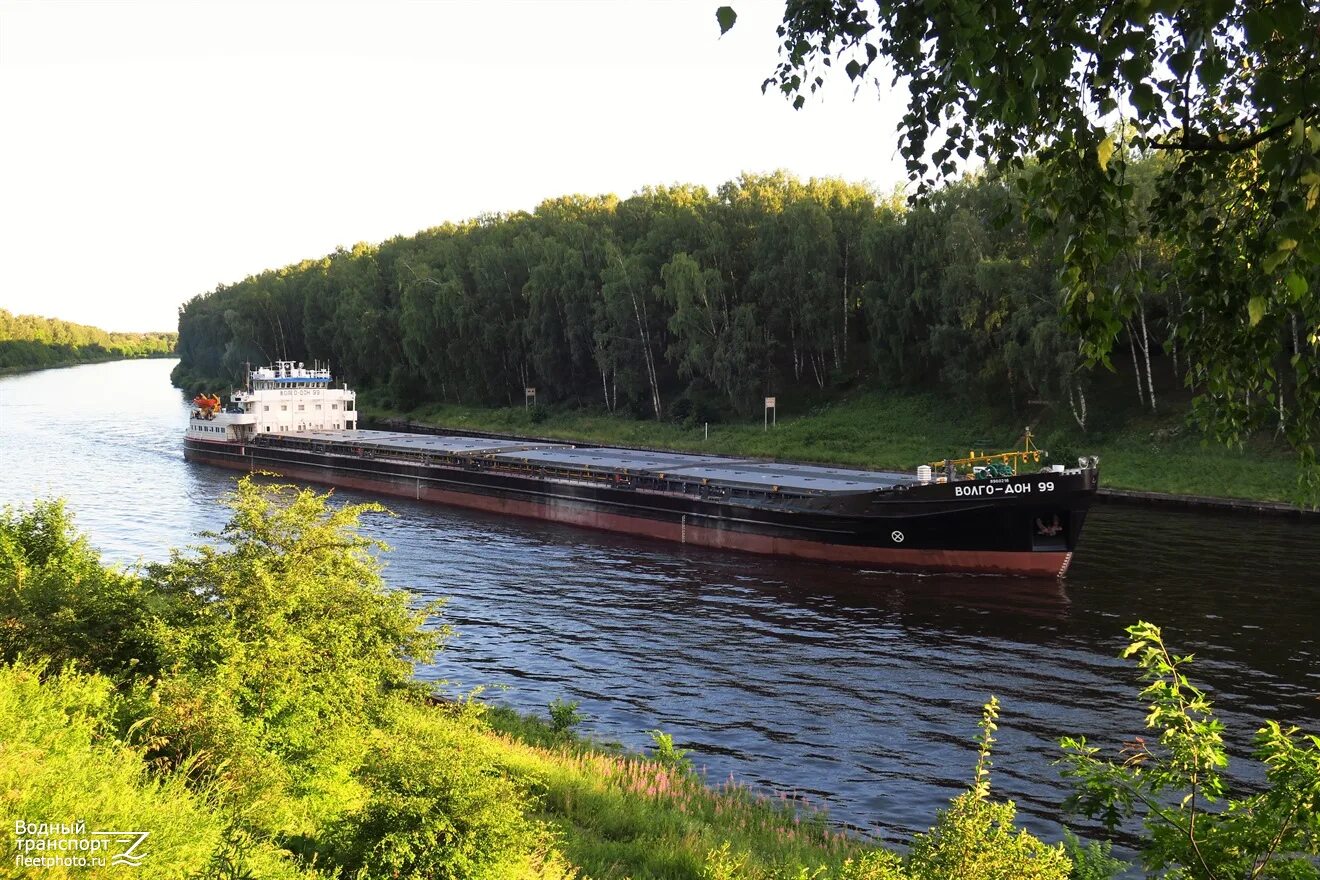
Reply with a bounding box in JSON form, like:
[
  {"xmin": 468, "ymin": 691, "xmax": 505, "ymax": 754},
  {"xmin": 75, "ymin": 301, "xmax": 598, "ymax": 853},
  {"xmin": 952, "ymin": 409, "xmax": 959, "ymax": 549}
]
[
  {"xmin": 0, "ymin": 479, "xmax": 1007, "ymax": 880},
  {"xmin": 358, "ymin": 391, "xmax": 1311, "ymax": 508}
]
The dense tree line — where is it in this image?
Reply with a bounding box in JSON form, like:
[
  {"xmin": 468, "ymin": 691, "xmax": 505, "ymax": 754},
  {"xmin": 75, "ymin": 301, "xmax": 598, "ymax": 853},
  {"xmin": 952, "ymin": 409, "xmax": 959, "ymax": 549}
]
[
  {"xmin": 0, "ymin": 308, "xmax": 176, "ymax": 371},
  {"xmin": 176, "ymin": 169, "xmax": 1273, "ymax": 434}
]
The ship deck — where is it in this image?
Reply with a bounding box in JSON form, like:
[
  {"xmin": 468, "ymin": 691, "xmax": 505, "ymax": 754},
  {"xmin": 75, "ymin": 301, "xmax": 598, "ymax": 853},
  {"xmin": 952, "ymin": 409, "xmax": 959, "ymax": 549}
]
[{"xmin": 269, "ymin": 429, "xmax": 913, "ymax": 495}]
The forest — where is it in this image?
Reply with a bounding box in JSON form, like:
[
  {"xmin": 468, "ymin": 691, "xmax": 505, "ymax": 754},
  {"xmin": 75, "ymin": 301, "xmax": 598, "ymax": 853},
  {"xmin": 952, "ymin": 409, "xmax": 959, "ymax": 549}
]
[
  {"xmin": 171, "ymin": 165, "xmax": 1303, "ymax": 441},
  {"xmin": 0, "ymin": 309, "xmax": 176, "ymax": 372}
]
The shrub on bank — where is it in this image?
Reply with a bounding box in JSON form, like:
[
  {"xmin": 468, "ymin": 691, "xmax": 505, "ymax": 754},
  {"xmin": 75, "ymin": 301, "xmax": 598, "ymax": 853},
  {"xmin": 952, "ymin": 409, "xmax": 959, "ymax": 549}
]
[
  {"xmin": 2, "ymin": 483, "xmax": 1317, "ymax": 879},
  {"xmin": 0, "ymin": 661, "xmax": 308, "ymax": 880},
  {"xmin": 322, "ymin": 700, "xmax": 545, "ymax": 880}
]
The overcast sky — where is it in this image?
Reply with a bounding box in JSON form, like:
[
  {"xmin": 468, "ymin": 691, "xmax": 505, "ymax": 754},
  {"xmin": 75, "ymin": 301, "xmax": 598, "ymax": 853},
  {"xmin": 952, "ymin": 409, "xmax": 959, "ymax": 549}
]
[{"xmin": 0, "ymin": 0, "xmax": 906, "ymax": 332}]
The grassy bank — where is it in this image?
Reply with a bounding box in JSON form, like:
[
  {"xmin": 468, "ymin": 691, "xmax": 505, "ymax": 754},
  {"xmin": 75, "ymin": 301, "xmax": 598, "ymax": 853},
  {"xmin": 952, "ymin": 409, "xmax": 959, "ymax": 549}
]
[
  {"xmin": 9, "ymin": 480, "xmax": 1315, "ymax": 880},
  {"xmin": 0, "ymin": 482, "xmax": 891, "ymax": 880},
  {"xmin": 480, "ymin": 707, "xmax": 866, "ymax": 878},
  {"xmin": 358, "ymin": 391, "xmax": 1307, "ymax": 505}
]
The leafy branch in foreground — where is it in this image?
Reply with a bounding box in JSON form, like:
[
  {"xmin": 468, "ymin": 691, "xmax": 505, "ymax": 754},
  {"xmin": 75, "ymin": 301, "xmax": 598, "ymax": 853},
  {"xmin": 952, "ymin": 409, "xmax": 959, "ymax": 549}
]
[
  {"xmin": 742, "ymin": 2, "xmax": 1320, "ymax": 474},
  {"xmin": 1059, "ymin": 620, "xmax": 1320, "ymax": 879}
]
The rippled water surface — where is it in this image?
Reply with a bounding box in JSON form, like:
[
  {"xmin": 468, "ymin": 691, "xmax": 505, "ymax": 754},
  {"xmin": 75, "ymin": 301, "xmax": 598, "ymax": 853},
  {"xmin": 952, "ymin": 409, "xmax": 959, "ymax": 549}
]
[{"xmin": 3, "ymin": 359, "xmax": 1318, "ymax": 844}]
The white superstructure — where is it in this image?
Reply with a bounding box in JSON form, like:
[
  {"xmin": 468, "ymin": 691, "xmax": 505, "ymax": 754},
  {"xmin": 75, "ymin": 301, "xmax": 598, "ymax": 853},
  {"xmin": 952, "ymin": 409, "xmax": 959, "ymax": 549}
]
[{"xmin": 187, "ymin": 361, "xmax": 358, "ymax": 442}]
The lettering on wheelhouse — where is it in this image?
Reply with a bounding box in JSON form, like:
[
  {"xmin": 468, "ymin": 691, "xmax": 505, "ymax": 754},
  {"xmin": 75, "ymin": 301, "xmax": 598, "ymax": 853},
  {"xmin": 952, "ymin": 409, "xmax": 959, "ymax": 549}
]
[{"xmin": 954, "ymin": 480, "xmax": 1057, "ymax": 498}]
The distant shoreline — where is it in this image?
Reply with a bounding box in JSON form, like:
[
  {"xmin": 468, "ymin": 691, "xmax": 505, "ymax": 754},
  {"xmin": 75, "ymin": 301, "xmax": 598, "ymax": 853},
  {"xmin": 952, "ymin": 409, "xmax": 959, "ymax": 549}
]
[{"xmin": 0, "ymin": 352, "xmax": 177, "ymax": 378}]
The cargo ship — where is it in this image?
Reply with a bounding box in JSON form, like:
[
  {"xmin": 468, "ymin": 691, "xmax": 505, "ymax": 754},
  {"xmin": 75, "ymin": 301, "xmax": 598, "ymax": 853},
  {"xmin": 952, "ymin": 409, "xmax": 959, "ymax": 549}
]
[{"xmin": 184, "ymin": 362, "xmax": 1098, "ymax": 576}]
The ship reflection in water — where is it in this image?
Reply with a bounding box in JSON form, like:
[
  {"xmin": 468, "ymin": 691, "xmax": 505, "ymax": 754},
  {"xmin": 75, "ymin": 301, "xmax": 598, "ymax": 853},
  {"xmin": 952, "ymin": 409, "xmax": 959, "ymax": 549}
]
[{"xmin": 1, "ymin": 358, "xmax": 1317, "ymax": 847}]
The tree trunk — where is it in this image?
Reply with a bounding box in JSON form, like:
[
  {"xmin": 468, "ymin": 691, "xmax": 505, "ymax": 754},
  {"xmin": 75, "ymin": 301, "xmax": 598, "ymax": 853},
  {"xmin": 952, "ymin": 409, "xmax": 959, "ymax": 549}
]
[
  {"xmin": 628, "ymin": 289, "xmax": 662, "ymax": 420},
  {"xmin": 1068, "ymin": 383, "xmax": 1088, "ymax": 431},
  {"xmin": 790, "ymin": 324, "xmax": 802, "ymax": 381},
  {"xmin": 1171, "ymin": 290, "xmax": 1184, "ymax": 380},
  {"xmin": 1138, "ymin": 305, "xmax": 1156, "ymax": 412},
  {"xmin": 841, "ymin": 241, "xmax": 850, "ymax": 364},
  {"xmin": 1277, "ymin": 378, "xmax": 1286, "ymax": 436},
  {"xmin": 1126, "ymin": 321, "xmax": 1146, "ymax": 408}
]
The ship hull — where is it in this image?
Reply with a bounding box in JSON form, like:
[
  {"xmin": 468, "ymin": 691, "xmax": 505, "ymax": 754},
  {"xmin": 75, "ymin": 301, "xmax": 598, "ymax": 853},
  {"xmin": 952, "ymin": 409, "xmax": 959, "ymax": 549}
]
[{"xmin": 185, "ymin": 437, "xmax": 1092, "ymax": 577}]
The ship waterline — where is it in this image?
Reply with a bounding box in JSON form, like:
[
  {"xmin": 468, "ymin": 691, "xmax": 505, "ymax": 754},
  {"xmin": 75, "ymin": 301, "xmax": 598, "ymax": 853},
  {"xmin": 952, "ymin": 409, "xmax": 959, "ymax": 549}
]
[{"xmin": 184, "ymin": 440, "xmax": 1079, "ymax": 576}]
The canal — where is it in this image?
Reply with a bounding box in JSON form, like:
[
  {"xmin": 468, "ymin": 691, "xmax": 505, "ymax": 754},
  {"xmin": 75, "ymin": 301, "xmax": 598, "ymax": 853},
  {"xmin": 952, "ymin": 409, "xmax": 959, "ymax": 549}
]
[{"xmin": 2, "ymin": 358, "xmax": 1317, "ymax": 845}]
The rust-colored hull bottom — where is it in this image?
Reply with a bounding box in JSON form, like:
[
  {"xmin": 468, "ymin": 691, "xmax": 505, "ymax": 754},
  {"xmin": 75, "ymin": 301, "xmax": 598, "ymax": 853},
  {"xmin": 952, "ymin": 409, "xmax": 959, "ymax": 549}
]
[{"xmin": 189, "ymin": 450, "xmax": 1074, "ymax": 577}]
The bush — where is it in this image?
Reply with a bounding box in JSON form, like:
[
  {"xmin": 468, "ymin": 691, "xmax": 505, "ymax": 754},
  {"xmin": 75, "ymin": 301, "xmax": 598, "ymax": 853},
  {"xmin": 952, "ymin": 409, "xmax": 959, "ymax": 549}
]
[
  {"xmin": 648, "ymin": 729, "xmax": 692, "ymax": 772},
  {"xmin": 905, "ymin": 793, "xmax": 1071, "ymax": 880},
  {"xmin": 1060, "ymin": 621, "xmax": 1320, "ymax": 880},
  {"xmin": 1061, "ymin": 830, "xmax": 1126, "ymax": 880},
  {"xmin": 144, "ymin": 478, "xmax": 446, "ymax": 765},
  {"xmin": 0, "ymin": 501, "xmax": 171, "ymax": 679},
  {"xmin": 0, "ymin": 661, "xmax": 267, "ymax": 880},
  {"xmin": 902, "ymin": 697, "xmax": 1071, "ymax": 880},
  {"xmin": 548, "ymin": 698, "xmax": 584, "ymax": 735},
  {"xmin": 323, "ymin": 701, "xmax": 544, "ymax": 880}
]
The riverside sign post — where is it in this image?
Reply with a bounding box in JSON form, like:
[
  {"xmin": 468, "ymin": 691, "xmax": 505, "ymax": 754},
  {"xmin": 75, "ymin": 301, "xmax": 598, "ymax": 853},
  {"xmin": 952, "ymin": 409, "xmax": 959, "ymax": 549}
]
[{"xmin": 764, "ymin": 396, "xmax": 776, "ymax": 431}]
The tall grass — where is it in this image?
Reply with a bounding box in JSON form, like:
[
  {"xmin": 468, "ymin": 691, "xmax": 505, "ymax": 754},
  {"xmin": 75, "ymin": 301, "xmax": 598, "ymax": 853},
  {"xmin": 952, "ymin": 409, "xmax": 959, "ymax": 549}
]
[{"xmin": 484, "ymin": 707, "xmax": 861, "ymax": 879}]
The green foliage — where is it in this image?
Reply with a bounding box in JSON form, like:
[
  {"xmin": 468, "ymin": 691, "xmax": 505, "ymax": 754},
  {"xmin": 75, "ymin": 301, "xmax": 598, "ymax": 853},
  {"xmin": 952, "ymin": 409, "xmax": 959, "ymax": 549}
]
[
  {"xmin": 756, "ymin": 1, "xmax": 1320, "ymax": 469},
  {"xmin": 143, "ymin": 478, "xmax": 444, "ymax": 776},
  {"xmin": 696, "ymin": 699, "xmax": 1070, "ymax": 880},
  {"xmin": 1059, "ymin": 621, "xmax": 1320, "ymax": 879},
  {"xmin": 702, "ymin": 845, "xmax": 908, "ymax": 880},
  {"xmin": 1060, "ymin": 829, "xmax": 1127, "ymax": 880},
  {"xmin": 323, "ymin": 700, "xmax": 541, "ymax": 880},
  {"xmin": 0, "ymin": 307, "xmax": 174, "ymax": 372},
  {"xmin": 0, "ymin": 500, "xmax": 170, "ymax": 678},
  {"xmin": 702, "ymin": 842, "xmax": 751, "ymax": 880},
  {"xmin": 831, "ymin": 851, "xmax": 908, "ymax": 880},
  {"xmin": 174, "ymin": 172, "xmax": 1092, "ymax": 424},
  {"xmin": 902, "ymin": 698, "xmax": 1071, "ymax": 880},
  {"xmin": 0, "ymin": 660, "xmax": 307, "ymax": 880},
  {"xmin": 176, "ymin": 163, "xmax": 1316, "ymax": 480},
  {"xmin": 715, "ymin": 6, "xmax": 736, "ymax": 35},
  {"xmin": 548, "ymin": 698, "xmax": 585, "ymax": 735},
  {"xmin": 136, "ymin": 482, "xmax": 457, "ymax": 860},
  {"xmin": 1, "ymin": 482, "xmax": 892, "ymax": 879},
  {"xmin": 904, "ymin": 793, "xmax": 1071, "ymax": 880},
  {"xmin": 12, "ymin": 478, "xmax": 1318, "ymax": 880},
  {"xmin": 648, "ymin": 729, "xmax": 693, "ymax": 772}
]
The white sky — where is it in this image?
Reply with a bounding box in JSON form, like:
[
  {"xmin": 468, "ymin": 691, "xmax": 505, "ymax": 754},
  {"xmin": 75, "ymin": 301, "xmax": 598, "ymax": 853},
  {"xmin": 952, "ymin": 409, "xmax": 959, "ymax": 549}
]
[{"xmin": 0, "ymin": 0, "xmax": 906, "ymax": 332}]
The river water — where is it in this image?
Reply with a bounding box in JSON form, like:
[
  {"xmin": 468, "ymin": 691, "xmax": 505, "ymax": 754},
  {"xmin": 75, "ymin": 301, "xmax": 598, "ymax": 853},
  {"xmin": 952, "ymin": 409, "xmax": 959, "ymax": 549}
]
[{"xmin": 2, "ymin": 359, "xmax": 1317, "ymax": 846}]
